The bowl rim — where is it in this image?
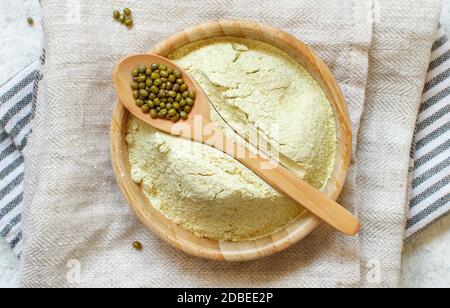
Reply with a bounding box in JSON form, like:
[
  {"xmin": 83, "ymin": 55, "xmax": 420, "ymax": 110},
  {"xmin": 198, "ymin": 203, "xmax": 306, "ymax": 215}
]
[{"xmin": 110, "ymin": 20, "xmax": 352, "ymax": 262}]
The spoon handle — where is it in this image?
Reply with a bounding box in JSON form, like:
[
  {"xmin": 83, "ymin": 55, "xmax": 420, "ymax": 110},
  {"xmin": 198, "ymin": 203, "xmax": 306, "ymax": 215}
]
[{"xmin": 210, "ymin": 131, "xmax": 360, "ymax": 236}]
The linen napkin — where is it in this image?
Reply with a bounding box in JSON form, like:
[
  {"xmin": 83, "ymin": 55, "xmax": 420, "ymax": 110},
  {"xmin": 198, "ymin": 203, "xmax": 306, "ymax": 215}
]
[
  {"xmin": 355, "ymin": 0, "xmax": 442, "ymax": 286},
  {"xmin": 21, "ymin": 0, "xmax": 373, "ymax": 288},
  {"xmin": 11, "ymin": 0, "xmax": 442, "ymax": 288}
]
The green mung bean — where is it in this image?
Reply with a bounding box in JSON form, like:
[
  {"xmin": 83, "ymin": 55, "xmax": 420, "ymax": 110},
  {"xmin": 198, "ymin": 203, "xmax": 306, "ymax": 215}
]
[{"xmin": 130, "ymin": 64, "xmax": 196, "ymax": 121}]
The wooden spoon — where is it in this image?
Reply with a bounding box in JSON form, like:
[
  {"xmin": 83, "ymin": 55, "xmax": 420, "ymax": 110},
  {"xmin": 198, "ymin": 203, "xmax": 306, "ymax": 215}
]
[{"xmin": 113, "ymin": 54, "xmax": 360, "ymax": 236}]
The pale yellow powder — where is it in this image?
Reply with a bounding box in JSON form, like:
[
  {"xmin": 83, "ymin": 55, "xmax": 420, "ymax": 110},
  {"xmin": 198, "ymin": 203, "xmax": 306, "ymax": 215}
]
[{"xmin": 126, "ymin": 38, "xmax": 337, "ymax": 241}]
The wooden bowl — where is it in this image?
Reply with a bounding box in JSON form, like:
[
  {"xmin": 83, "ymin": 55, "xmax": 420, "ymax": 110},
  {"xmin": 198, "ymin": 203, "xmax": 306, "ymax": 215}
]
[{"xmin": 110, "ymin": 21, "xmax": 352, "ymax": 262}]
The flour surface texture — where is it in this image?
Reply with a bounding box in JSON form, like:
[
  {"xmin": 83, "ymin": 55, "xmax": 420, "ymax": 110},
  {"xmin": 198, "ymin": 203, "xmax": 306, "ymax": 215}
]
[{"xmin": 126, "ymin": 38, "xmax": 337, "ymax": 241}]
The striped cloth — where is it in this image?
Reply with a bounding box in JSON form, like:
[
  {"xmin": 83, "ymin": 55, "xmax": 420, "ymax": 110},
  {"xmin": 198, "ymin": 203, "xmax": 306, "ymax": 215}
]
[
  {"xmin": 406, "ymin": 25, "xmax": 450, "ymax": 239},
  {"xmin": 0, "ymin": 57, "xmax": 43, "ymax": 256},
  {"xmin": 0, "ymin": 27, "xmax": 449, "ymax": 256}
]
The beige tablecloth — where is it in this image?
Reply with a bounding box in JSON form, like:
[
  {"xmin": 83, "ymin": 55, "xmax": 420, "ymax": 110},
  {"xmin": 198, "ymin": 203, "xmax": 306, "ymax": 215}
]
[{"xmin": 20, "ymin": 0, "xmax": 442, "ymax": 288}]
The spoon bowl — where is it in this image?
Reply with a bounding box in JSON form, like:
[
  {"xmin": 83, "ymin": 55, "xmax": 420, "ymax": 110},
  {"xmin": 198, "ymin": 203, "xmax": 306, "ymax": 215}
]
[{"xmin": 113, "ymin": 54, "xmax": 212, "ymax": 134}]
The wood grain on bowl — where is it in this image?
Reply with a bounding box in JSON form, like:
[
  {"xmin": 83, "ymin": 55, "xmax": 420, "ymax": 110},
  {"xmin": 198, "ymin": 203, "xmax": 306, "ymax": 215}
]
[{"xmin": 111, "ymin": 21, "xmax": 352, "ymax": 262}]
